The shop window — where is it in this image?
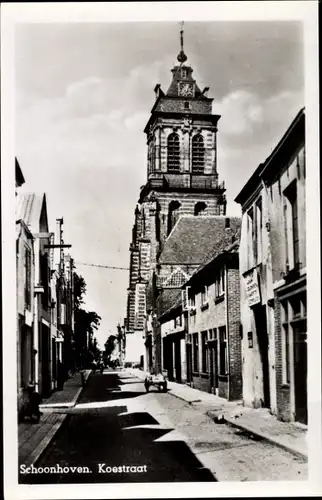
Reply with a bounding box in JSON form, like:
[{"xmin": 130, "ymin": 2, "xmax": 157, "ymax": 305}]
[
  {"xmin": 192, "ymin": 134, "xmax": 205, "ymax": 173},
  {"xmin": 193, "ymin": 333, "xmax": 199, "ymax": 372},
  {"xmin": 219, "ymin": 326, "xmax": 228, "ymax": 375},
  {"xmin": 167, "ymin": 133, "xmax": 180, "ymax": 171},
  {"xmin": 201, "ymin": 331, "xmax": 208, "ymax": 373}
]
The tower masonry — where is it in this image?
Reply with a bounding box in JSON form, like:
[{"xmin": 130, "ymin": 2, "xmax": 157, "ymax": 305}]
[{"xmin": 126, "ymin": 29, "xmax": 226, "ymax": 335}]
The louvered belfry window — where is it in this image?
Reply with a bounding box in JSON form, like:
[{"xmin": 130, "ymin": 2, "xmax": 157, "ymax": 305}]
[
  {"xmin": 192, "ymin": 134, "xmax": 205, "ymax": 173},
  {"xmin": 167, "ymin": 132, "xmax": 180, "ymax": 171}
]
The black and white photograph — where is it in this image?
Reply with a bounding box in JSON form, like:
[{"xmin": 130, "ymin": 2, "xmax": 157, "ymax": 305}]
[{"xmin": 1, "ymin": 2, "xmax": 320, "ymax": 499}]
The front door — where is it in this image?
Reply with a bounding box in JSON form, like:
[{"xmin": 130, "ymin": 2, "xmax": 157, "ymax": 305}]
[
  {"xmin": 174, "ymin": 340, "xmax": 181, "ymax": 383},
  {"xmin": 254, "ymin": 305, "xmax": 270, "ymax": 408},
  {"xmin": 208, "ymin": 340, "xmax": 218, "ymax": 394},
  {"xmin": 186, "ymin": 343, "xmax": 192, "ymax": 384},
  {"xmin": 294, "ymin": 323, "xmax": 307, "ymax": 424}
]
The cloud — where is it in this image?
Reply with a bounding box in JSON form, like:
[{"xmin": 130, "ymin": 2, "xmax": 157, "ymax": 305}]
[
  {"xmin": 217, "ymin": 88, "xmax": 303, "ymax": 146},
  {"xmin": 216, "ymin": 90, "xmax": 264, "ymax": 136}
]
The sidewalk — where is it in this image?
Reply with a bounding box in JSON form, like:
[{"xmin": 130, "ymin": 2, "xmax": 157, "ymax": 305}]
[
  {"xmin": 19, "ymin": 370, "xmax": 91, "ymax": 467},
  {"xmin": 127, "ymin": 368, "xmax": 308, "ymax": 460}
]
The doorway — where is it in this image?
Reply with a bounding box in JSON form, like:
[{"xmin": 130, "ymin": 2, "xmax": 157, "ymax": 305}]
[
  {"xmin": 293, "ymin": 322, "xmax": 307, "ymax": 424},
  {"xmin": 174, "ymin": 340, "xmax": 181, "ymax": 383},
  {"xmin": 41, "ymin": 324, "xmax": 51, "ymax": 397},
  {"xmin": 186, "ymin": 343, "xmax": 192, "ymax": 384},
  {"xmin": 209, "ymin": 340, "xmax": 218, "ymax": 394},
  {"xmin": 254, "ymin": 305, "xmax": 270, "ymax": 408},
  {"xmin": 163, "ymin": 337, "xmax": 174, "ymax": 381}
]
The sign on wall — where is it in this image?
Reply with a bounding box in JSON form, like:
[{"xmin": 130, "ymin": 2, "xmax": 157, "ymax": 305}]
[{"xmin": 244, "ymin": 269, "xmax": 261, "ymax": 307}]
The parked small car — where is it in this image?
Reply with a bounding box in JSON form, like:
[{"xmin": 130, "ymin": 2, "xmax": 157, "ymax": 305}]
[{"xmin": 144, "ymin": 372, "xmax": 168, "ymax": 393}]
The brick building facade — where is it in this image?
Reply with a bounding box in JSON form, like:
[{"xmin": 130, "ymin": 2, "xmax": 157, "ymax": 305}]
[
  {"xmin": 235, "ymin": 108, "xmax": 306, "ymax": 423},
  {"xmin": 181, "ymin": 223, "xmax": 242, "ymax": 400}
]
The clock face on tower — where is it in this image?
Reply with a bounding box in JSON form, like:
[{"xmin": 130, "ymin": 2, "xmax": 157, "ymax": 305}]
[{"xmin": 178, "ymin": 82, "xmax": 194, "ymax": 97}]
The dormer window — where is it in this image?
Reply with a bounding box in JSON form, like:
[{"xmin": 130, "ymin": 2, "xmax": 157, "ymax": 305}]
[
  {"xmin": 181, "ymin": 68, "xmax": 187, "ymax": 79},
  {"xmin": 184, "ymin": 101, "xmax": 191, "ymax": 110}
]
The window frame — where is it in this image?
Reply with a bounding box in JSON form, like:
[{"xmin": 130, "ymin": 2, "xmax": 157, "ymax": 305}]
[
  {"xmin": 247, "ymin": 207, "xmax": 255, "ymax": 268},
  {"xmin": 215, "ymin": 268, "xmax": 225, "ymax": 297},
  {"xmin": 167, "ymin": 132, "xmax": 180, "ymax": 172},
  {"xmin": 201, "ymin": 285, "xmax": 209, "ymax": 306},
  {"xmin": 256, "ymin": 197, "xmax": 263, "ymax": 264},
  {"xmin": 191, "ymin": 133, "xmax": 205, "ymax": 174},
  {"xmin": 284, "ymin": 181, "xmax": 299, "ymax": 271}
]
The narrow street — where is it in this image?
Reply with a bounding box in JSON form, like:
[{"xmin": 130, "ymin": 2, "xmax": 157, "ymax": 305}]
[{"xmin": 19, "ymin": 370, "xmax": 307, "ymax": 483}]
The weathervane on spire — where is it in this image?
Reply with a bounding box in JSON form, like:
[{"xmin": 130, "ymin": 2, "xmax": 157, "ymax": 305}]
[{"xmin": 177, "ymin": 21, "xmax": 187, "ymax": 63}]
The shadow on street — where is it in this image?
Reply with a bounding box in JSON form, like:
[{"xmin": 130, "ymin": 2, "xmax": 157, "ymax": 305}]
[{"xmin": 19, "ymin": 371, "xmax": 216, "ymax": 483}]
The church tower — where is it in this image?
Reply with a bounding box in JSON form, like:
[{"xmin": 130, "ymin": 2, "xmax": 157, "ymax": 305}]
[{"xmin": 126, "ymin": 25, "xmax": 226, "ymax": 337}]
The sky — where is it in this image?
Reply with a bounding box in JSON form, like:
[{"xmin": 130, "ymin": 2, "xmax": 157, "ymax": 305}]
[{"xmin": 15, "ymin": 20, "xmax": 304, "ymax": 348}]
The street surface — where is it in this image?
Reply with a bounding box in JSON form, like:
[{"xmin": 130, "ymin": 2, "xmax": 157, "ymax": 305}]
[{"xmin": 19, "ymin": 370, "xmax": 307, "ymax": 483}]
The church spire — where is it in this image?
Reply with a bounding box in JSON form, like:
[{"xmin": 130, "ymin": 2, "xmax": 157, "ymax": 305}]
[{"xmin": 177, "ymin": 21, "xmax": 187, "ymax": 63}]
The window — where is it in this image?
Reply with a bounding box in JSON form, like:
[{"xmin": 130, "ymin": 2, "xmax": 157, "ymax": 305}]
[
  {"xmin": 201, "ymin": 331, "xmax": 208, "ymax": 373},
  {"xmin": 219, "ymin": 326, "xmax": 228, "ymax": 375},
  {"xmin": 189, "ymin": 294, "xmax": 196, "ymax": 309},
  {"xmin": 167, "ymin": 133, "xmax": 180, "ymax": 171},
  {"xmin": 201, "ymin": 286, "xmax": 208, "ymax": 306},
  {"xmin": 174, "ymin": 314, "xmax": 182, "ymax": 328},
  {"xmin": 284, "ymin": 181, "xmax": 299, "ymax": 271},
  {"xmin": 167, "ymin": 200, "xmax": 181, "ymax": 235},
  {"xmin": 247, "ymin": 207, "xmax": 255, "ymax": 268},
  {"xmin": 194, "ymin": 202, "xmax": 207, "ymax": 216},
  {"xmin": 215, "ymin": 268, "xmax": 225, "ymax": 297},
  {"xmin": 40, "ymin": 252, "xmax": 50, "ymax": 308},
  {"xmin": 193, "ymin": 333, "xmax": 199, "ymax": 372},
  {"xmin": 192, "ymin": 134, "xmax": 205, "ymax": 173},
  {"xmin": 256, "ymin": 198, "xmax": 263, "ymax": 264},
  {"xmin": 181, "ymin": 68, "xmax": 187, "ymax": 78},
  {"xmin": 184, "ymin": 101, "xmax": 191, "ymax": 110},
  {"xmin": 24, "ymin": 246, "xmax": 32, "ymax": 310}
]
